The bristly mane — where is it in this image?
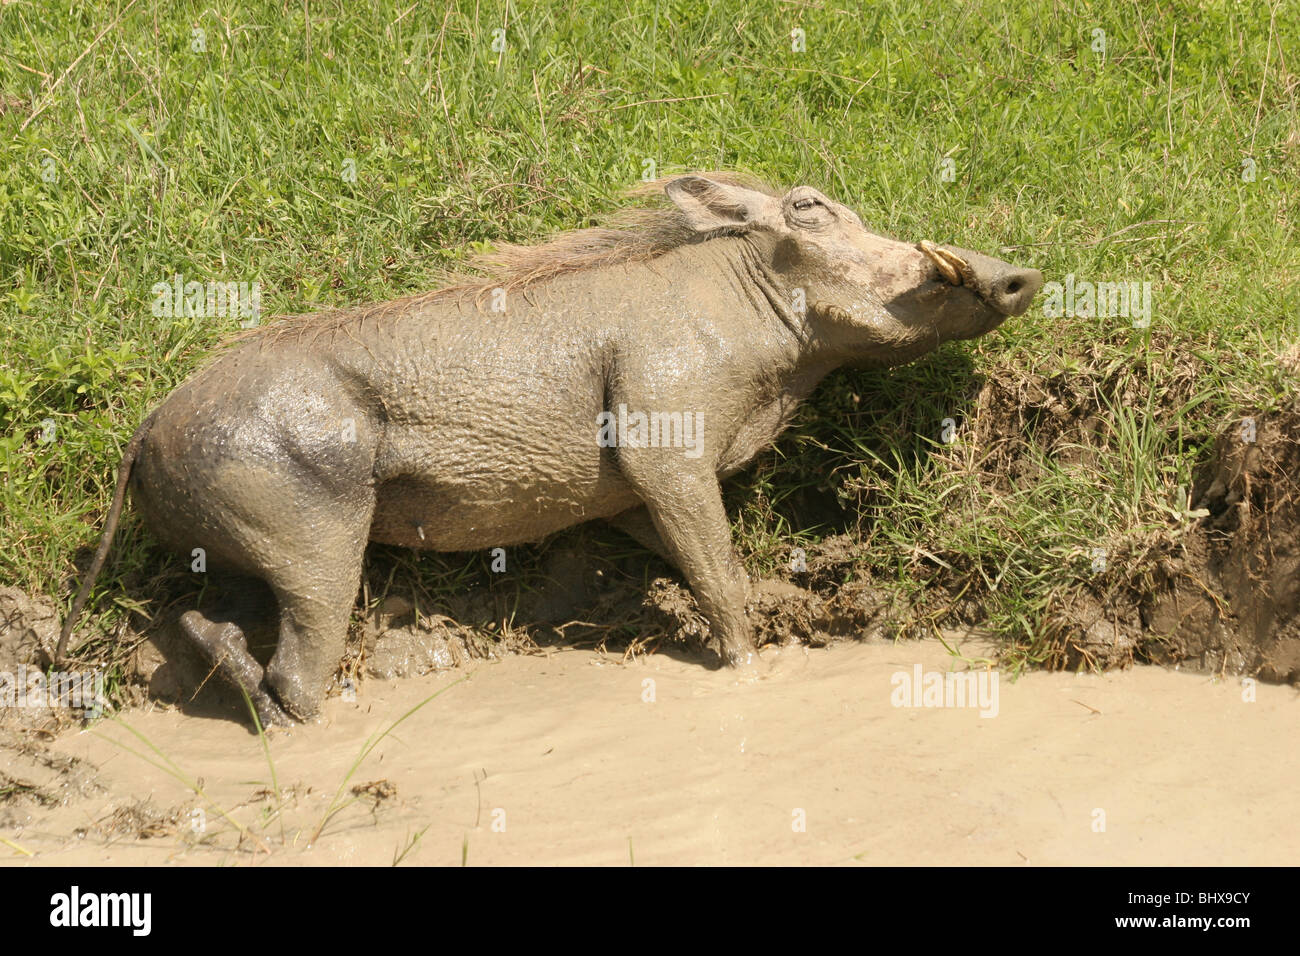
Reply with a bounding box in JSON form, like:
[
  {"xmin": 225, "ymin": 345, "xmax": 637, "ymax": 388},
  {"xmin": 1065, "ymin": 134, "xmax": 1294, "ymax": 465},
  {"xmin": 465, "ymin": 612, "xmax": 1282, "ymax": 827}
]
[{"xmin": 241, "ymin": 171, "xmax": 779, "ymax": 344}]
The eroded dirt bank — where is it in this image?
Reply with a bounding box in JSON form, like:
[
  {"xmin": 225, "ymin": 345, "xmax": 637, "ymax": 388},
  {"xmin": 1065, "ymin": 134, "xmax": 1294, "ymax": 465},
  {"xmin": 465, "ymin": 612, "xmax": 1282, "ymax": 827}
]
[{"xmin": 3, "ymin": 636, "xmax": 1296, "ymax": 866}]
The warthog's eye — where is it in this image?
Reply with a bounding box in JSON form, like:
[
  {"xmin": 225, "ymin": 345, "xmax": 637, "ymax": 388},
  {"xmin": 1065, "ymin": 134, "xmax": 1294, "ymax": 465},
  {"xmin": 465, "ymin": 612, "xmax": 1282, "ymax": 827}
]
[{"xmin": 793, "ymin": 198, "xmax": 818, "ymax": 211}]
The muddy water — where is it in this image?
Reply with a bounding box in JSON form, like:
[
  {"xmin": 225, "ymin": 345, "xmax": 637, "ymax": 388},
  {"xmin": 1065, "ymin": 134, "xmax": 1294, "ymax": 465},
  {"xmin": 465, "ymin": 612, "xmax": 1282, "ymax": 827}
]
[{"xmin": 4, "ymin": 637, "xmax": 1297, "ymax": 866}]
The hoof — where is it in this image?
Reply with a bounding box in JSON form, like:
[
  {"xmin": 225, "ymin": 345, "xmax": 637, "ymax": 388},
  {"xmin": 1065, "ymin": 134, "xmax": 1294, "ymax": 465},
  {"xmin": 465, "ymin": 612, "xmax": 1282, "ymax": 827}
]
[
  {"xmin": 248, "ymin": 686, "xmax": 297, "ymax": 731},
  {"xmin": 179, "ymin": 610, "xmax": 298, "ymax": 730},
  {"xmin": 719, "ymin": 641, "xmax": 762, "ymax": 680}
]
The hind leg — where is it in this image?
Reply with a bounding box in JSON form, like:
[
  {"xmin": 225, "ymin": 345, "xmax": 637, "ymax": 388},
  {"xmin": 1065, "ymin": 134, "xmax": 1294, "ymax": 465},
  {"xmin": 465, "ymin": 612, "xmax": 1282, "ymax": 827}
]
[
  {"xmin": 260, "ymin": 577, "xmax": 360, "ymax": 721},
  {"xmin": 180, "ymin": 601, "xmax": 294, "ymax": 728},
  {"xmin": 261, "ymin": 512, "xmax": 372, "ymax": 720}
]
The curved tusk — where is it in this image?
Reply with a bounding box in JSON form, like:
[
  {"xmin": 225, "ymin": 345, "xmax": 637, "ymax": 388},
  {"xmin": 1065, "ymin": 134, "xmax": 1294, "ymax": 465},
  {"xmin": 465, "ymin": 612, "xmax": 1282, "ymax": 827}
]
[
  {"xmin": 918, "ymin": 240, "xmax": 972, "ymax": 287},
  {"xmin": 939, "ymin": 248, "xmax": 978, "ymax": 289}
]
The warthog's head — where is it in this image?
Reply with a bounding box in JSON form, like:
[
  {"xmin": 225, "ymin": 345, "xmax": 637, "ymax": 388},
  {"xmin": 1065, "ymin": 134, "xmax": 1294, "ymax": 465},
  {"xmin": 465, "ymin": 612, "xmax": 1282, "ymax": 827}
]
[{"xmin": 665, "ymin": 175, "xmax": 1043, "ymax": 362}]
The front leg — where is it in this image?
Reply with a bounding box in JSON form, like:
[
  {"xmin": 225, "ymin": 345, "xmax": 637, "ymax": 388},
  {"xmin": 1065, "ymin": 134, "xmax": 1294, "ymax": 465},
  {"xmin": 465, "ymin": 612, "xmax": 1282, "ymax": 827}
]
[{"xmin": 618, "ymin": 453, "xmax": 756, "ymax": 667}]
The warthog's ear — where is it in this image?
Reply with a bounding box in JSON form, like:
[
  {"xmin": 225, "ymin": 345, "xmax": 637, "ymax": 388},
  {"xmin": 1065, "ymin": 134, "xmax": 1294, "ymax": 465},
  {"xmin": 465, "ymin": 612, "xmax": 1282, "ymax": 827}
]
[{"xmin": 665, "ymin": 176, "xmax": 780, "ymax": 232}]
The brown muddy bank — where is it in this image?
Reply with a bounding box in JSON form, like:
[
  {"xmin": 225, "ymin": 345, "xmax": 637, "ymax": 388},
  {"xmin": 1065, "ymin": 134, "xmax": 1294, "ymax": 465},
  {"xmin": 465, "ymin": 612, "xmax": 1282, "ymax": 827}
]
[{"xmin": 1040, "ymin": 402, "xmax": 1300, "ymax": 680}]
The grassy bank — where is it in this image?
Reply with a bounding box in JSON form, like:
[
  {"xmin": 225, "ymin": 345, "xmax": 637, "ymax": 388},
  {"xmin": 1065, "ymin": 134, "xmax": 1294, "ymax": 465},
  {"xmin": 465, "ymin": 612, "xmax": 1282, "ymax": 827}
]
[{"xmin": 1, "ymin": 0, "xmax": 1296, "ymax": 680}]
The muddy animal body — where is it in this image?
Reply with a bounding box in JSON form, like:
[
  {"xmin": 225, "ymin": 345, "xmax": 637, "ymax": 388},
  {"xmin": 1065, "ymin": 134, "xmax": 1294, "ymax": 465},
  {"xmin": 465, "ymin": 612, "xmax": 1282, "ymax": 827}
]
[{"xmin": 60, "ymin": 174, "xmax": 1043, "ymax": 725}]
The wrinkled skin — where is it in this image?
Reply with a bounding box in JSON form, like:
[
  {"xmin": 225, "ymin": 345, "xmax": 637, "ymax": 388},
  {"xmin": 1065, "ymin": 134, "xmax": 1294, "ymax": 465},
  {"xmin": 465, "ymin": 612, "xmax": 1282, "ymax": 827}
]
[{"xmin": 119, "ymin": 176, "xmax": 1042, "ymax": 725}]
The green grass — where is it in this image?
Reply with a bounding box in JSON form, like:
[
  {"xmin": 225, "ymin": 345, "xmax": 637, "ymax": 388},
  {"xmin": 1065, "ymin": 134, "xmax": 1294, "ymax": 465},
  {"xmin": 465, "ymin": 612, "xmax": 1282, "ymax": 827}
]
[{"xmin": 1, "ymin": 0, "xmax": 1296, "ymax": 675}]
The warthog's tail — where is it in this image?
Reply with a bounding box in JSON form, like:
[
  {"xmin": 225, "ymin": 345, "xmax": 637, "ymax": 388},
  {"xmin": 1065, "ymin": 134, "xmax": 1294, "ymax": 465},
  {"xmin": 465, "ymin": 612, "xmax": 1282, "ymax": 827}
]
[{"xmin": 56, "ymin": 415, "xmax": 155, "ymax": 663}]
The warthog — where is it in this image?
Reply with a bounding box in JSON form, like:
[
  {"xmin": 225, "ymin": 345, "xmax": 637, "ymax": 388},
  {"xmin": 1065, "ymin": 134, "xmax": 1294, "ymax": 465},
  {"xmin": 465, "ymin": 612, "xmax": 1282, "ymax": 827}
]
[{"xmin": 59, "ymin": 173, "xmax": 1042, "ymax": 725}]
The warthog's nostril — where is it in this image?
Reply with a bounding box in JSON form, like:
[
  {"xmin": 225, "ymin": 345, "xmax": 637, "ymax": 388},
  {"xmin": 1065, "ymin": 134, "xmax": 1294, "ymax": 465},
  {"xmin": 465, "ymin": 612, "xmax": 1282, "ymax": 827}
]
[{"xmin": 988, "ymin": 268, "xmax": 1043, "ymax": 316}]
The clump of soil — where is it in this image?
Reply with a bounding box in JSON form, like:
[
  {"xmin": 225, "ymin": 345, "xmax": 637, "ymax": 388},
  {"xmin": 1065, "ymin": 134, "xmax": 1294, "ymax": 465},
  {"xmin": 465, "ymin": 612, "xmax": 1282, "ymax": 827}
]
[
  {"xmin": 1144, "ymin": 405, "xmax": 1300, "ymax": 680},
  {"xmin": 351, "ymin": 595, "xmax": 501, "ymax": 683},
  {"xmin": 1038, "ymin": 403, "xmax": 1300, "ymax": 680},
  {"xmin": 92, "ymin": 799, "xmax": 192, "ymax": 840},
  {"xmin": 0, "ymin": 587, "xmax": 59, "ymax": 669},
  {"xmin": 0, "ymin": 587, "xmax": 105, "ymax": 731}
]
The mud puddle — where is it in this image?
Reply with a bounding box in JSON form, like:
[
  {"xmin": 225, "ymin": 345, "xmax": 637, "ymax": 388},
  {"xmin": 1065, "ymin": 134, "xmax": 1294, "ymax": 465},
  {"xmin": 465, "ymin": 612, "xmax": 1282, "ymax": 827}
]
[{"xmin": 3, "ymin": 636, "xmax": 1296, "ymax": 866}]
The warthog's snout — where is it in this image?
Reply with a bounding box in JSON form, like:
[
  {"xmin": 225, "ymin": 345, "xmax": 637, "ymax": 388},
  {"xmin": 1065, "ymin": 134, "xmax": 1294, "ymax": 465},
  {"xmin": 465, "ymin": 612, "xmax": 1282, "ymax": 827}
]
[
  {"xmin": 919, "ymin": 241, "xmax": 1044, "ymax": 317},
  {"xmin": 985, "ymin": 265, "xmax": 1044, "ymax": 316}
]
